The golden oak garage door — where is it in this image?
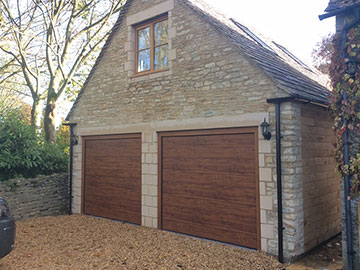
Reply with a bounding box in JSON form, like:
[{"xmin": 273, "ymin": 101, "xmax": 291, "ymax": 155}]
[
  {"xmin": 159, "ymin": 128, "xmax": 260, "ymax": 249},
  {"xmin": 83, "ymin": 134, "xmax": 141, "ymax": 225}
]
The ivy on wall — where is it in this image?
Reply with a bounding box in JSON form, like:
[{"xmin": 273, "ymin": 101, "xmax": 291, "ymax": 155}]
[{"xmin": 329, "ymin": 24, "xmax": 360, "ymax": 195}]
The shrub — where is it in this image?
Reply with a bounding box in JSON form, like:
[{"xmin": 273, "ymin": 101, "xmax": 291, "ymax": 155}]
[{"xmin": 0, "ymin": 110, "xmax": 68, "ymax": 181}]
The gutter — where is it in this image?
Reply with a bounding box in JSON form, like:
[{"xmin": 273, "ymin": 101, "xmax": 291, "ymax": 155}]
[
  {"xmin": 62, "ymin": 122, "xmax": 78, "ymax": 215},
  {"xmin": 319, "ymin": 4, "xmax": 360, "ymax": 20}
]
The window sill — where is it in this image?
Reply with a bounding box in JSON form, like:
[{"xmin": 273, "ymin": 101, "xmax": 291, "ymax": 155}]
[{"xmin": 132, "ymin": 68, "xmax": 169, "ymax": 78}]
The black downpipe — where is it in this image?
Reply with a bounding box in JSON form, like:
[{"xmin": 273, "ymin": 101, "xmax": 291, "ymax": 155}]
[
  {"xmin": 267, "ymin": 97, "xmax": 288, "ymax": 263},
  {"xmin": 275, "ymin": 102, "xmax": 284, "ymax": 263},
  {"xmin": 342, "ymin": 91, "xmax": 354, "ymax": 270},
  {"xmin": 62, "ymin": 123, "xmax": 77, "ymax": 215}
]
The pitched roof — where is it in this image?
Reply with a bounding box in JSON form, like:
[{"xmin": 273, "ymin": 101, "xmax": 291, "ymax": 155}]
[
  {"xmin": 325, "ymin": 0, "xmax": 360, "ymax": 12},
  {"xmin": 66, "ymin": 0, "xmax": 331, "ymax": 121}
]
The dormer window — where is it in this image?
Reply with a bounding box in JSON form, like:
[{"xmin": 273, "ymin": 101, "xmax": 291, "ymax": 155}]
[{"xmin": 135, "ymin": 16, "xmax": 168, "ymax": 74}]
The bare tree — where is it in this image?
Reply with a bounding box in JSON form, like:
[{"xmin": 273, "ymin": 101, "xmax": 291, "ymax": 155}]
[
  {"xmin": 312, "ymin": 33, "xmax": 335, "ymax": 76},
  {"xmin": 0, "ymin": 0, "xmax": 125, "ymax": 142}
]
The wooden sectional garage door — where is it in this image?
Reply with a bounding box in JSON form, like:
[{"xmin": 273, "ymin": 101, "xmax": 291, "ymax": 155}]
[
  {"xmin": 83, "ymin": 134, "xmax": 141, "ymax": 224},
  {"xmin": 159, "ymin": 128, "xmax": 259, "ymax": 249}
]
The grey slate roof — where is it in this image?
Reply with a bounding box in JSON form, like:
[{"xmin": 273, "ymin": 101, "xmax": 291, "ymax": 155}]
[
  {"xmin": 66, "ymin": 0, "xmax": 331, "ymax": 121},
  {"xmin": 325, "ymin": 0, "xmax": 360, "ymax": 12}
]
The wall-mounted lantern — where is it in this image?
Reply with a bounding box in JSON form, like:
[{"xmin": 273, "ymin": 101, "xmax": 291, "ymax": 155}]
[
  {"xmin": 70, "ymin": 133, "xmax": 78, "ymax": 146},
  {"xmin": 260, "ymin": 118, "xmax": 272, "ymax": 140}
]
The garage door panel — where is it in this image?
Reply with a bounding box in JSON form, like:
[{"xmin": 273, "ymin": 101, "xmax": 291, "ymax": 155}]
[
  {"xmin": 162, "ymin": 170, "xmax": 256, "ymax": 188},
  {"xmin": 163, "ymin": 180, "xmax": 257, "ymax": 203},
  {"xmin": 84, "ymin": 174, "xmax": 140, "ymax": 190},
  {"xmin": 83, "ymin": 135, "xmax": 141, "ymax": 225},
  {"xmin": 162, "ymin": 157, "xmax": 256, "ymax": 174},
  {"xmin": 85, "ymin": 156, "xmax": 140, "ymax": 167},
  {"xmin": 160, "ymin": 128, "xmax": 259, "ymax": 249},
  {"xmin": 84, "ymin": 201, "xmax": 140, "ymax": 224},
  {"xmin": 84, "ymin": 197, "xmax": 140, "ymax": 216},
  {"xmin": 86, "ymin": 138, "xmax": 140, "ymax": 149},
  {"xmin": 163, "ymin": 200, "xmax": 257, "ymax": 233},
  {"xmin": 162, "ymin": 133, "xmax": 255, "ymax": 147},
  {"xmin": 163, "ymin": 194, "xmax": 257, "ymax": 219},
  {"xmin": 163, "ymin": 145, "xmax": 255, "ymax": 160},
  {"xmin": 163, "ymin": 218, "xmax": 258, "ymax": 248},
  {"xmin": 162, "ymin": 210, "xmax": 257, "ymax": 236},
  {"xmin": 85, "ymin": 186, "xmax": 141, "ymax": 206}
]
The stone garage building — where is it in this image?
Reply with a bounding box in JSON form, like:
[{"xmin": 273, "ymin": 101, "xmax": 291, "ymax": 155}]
[{"xmin": 66, "ymin": 0, "xmax": 340, "ymax": 262}]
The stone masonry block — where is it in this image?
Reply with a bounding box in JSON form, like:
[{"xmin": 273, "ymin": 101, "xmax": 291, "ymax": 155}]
[
  {"xmin": 148, "ymin": 206, "xmax": 157, "ymax": 218},
  {"xmin": 149, "ymin": 164, "xmax": 157, "ymax": 175},
  {"xmin": 260, "ymin": 210, "xmax": 267, "ymax": 223},
  {"xmin": 260, "ymin": 182, "xmax": 266, "ymax": 195},
  {"xmin": 260, "ymin": 168, "xmax": 272, "ymax": 181},
  {"xmin": 145, "ymin": 153, "xmax": 152, "ymax": 164},
  {"xmin": 149, "ymin": 143, "xmax": 157, "ymax": 153},
  {"xmin": 148, "ymin": 185, "xmax": 158, "ymax": 196},
  {"xmin": 142, "ymin": 143, "xmax": 149, "ymax": 153},
  {"xmin": 142, "ymin": 164, "xmax": 149, "ymax": 174},
  {"xmin": 142, "ymin": 184, "xmax": 149, "ymax": 195},
  {"xmin": 259, "ymin": 140, "xmax": 272, "ymax": 153},
  {"xmin": 261, "ymin": 224, "xmax": 274, "ymax": 239},
  {"xmin": 152, "ymin": 218, "xmax": 158, "ymax": 228},
  {"xmin": 142, "ymin": 205, "xmax": 149, "ymax": 216},
  {"xmin": 144, "ymin": 216, "xmax": 153, "ymax": 227},
  {"xmin": 259, "ymin": 153, "xmax": 265, "ymax": 167},
  {"xmin": 260, "ymin": 195, "xmax": 273, "ymax": 210}
]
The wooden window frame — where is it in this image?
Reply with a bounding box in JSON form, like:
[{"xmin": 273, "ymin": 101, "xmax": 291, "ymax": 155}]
[{"xmin": 134, "ymin": 15, "xmax": 168, "ymax": 77}]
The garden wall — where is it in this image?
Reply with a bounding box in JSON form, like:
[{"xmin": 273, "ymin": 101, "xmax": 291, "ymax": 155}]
[{"xmin": 0, "ymin": 173, "xmax": 69, "ymax": 220}]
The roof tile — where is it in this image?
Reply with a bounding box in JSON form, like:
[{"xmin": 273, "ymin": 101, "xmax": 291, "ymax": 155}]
[{"xmin": 325, "ymin": 0, "xmax": 360, "ymax": 12}]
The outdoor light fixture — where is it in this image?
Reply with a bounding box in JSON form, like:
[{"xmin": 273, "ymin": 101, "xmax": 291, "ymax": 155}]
[
  {"xmin": 260, "ymin": 118, "xmax": 272, "ymax": 140},
  {"xmin": 70, "ymin": 133, "xmax": 78, "ymax": 146}
]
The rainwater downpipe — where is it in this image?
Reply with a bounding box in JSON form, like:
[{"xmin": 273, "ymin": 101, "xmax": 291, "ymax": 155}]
[
  {"xmin": 275, "ymin": 101, "xmax": 283, "ymax": 263},
  {"xmin": 340, "ymin": 7, "xmax": 360, "ymax": 270},
  {"xmin": 62, "ymin": 122, "xmax": 77, "ymax": 215},
  {"xmin": 267, "ymin": 97, "xmax": 293, "ymax": 263}
]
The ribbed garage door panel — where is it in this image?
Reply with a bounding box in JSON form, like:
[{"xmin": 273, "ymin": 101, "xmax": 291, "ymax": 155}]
[
  {"xmin": 160, "ymin": 129, "xmax": 259, "ymax": 249},
  {"xmin": 83, "ymin": 135, "xmax": 141, "ymax": 224}
]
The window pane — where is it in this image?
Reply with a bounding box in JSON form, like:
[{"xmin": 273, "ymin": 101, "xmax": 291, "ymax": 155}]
[
  {"xmin": 137, "ymin": 27, "xmax": 150, "ymax": 50},
  {"xmin": 154, "ymin": 20, "xmax": 168, "ymax": 46},
  {"xmin": 154, "ymin": 45, "xmax": 168, "ymax": 70},
  {"xmin": 138, "ymin": 49, "xmax": 150, "ymax": 72}
]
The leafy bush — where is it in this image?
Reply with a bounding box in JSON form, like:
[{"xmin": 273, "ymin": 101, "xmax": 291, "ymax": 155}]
[
  {"xmin": 0, "ymin": 110, "xmax": 68, "ymax": 181},
  {"xmin": 56, "ymin": 124, "xmax": 70, "ymax": 155}
]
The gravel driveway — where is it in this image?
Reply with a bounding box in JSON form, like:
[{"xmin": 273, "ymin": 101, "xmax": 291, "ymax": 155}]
[{"xmin": 0, "ymin": 215, "xmax": 283, "ymax": 269}]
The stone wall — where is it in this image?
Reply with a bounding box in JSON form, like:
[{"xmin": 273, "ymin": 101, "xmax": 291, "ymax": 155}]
[
  {"xmin": 0, "ymin": 173, "xmax": 69, "ymax": 220},
  {"xmin": 301, "ymin": 103, "xmax": 341, "ymax": 252},
  {"xmin": 278, "ymin": 102, "xmax": 305, "ymax": 260}
]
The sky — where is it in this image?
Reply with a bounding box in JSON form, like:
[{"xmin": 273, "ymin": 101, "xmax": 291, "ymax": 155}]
[{"xmin": 204, "ymin": 0, "xmax": 335, "ymax": 65}]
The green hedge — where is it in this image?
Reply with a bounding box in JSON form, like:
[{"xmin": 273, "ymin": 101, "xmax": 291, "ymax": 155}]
[{"xmin": 0, "ymin": 110, "xmax": 68, "ymax": 181}]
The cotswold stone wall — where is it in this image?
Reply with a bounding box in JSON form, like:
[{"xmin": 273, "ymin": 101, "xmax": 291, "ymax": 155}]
[
  {"xmin": 301, "ymin": 104, "xmax": 340, "ymax": 252},
  {"xmin": 0, "ymin": 173, "xmax": 69, "ymax": 220}
]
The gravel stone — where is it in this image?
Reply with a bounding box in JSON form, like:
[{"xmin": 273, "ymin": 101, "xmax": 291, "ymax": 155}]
[{"xmin": 0, "ymin": 215, "xmax": 284, "ymax": 269}]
